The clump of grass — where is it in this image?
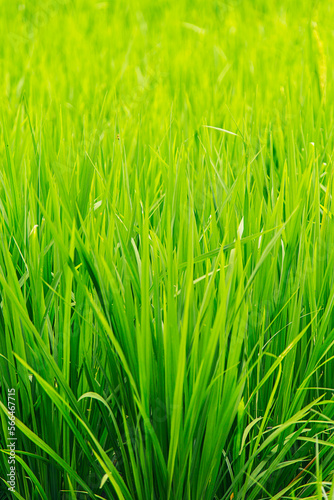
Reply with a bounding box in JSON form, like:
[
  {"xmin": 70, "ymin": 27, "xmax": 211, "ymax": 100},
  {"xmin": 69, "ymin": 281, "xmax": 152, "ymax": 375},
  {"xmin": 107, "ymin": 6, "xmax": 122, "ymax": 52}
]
[{"xmin": 1, "ymin": 1, "xmax": 334, "ymax": 499}]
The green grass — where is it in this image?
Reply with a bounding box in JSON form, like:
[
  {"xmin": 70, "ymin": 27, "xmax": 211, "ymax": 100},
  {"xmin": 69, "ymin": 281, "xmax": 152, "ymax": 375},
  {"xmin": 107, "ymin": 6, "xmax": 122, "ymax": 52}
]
[{"xmin": 1, "ymin": 0, "xmax": 334, "ymax": 498}]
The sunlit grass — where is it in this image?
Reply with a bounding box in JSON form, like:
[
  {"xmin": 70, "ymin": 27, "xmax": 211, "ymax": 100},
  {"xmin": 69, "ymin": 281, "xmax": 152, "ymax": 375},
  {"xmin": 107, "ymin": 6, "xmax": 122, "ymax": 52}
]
[{"xmin": 0, "ymin": 0, "xmax": 334, "ymax": 499}]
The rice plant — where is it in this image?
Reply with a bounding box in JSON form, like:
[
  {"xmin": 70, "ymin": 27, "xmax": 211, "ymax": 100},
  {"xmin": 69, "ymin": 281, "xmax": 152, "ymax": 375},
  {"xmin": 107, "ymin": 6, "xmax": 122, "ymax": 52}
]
[{"xmin": 0, "ymin": 0, "xmax": 334, "ymax": 499}]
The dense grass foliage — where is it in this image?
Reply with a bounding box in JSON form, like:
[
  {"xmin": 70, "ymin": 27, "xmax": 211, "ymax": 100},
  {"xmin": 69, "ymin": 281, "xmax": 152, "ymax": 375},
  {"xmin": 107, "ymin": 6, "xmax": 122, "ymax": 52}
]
[{"xmin": 1, "ymin": 0, "xmax": 334, "ymax": 498}]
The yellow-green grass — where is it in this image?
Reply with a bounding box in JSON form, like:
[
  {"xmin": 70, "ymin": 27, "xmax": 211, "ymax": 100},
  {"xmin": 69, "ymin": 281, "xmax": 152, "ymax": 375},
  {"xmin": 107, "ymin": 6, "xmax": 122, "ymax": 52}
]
[{"xmin": 1, "ymin": 0, "xmax": 334, "ymax": 498}]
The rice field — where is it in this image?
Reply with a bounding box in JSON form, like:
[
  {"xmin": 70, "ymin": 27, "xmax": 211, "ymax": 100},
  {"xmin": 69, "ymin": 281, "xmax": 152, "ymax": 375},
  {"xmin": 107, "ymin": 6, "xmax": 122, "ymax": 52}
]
[{"xmin": 1, "ymin": 1, "xmax": 334, "ymax": 499}]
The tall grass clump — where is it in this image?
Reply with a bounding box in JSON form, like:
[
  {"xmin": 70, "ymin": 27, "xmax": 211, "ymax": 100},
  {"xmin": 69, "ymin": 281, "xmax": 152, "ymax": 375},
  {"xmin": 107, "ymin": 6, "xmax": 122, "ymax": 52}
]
[{"xmin": 1, "ymin": 0, "xmax": 334, "ymax": 498}]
